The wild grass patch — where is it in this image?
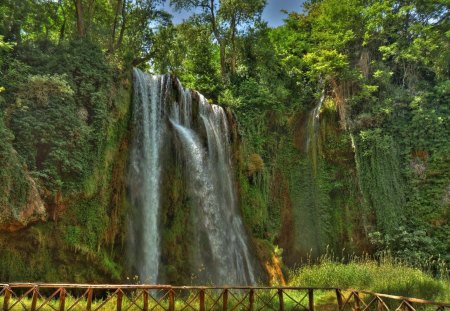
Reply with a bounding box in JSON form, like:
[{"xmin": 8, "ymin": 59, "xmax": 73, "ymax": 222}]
[{"xmin": 288, "ymin": 253, "xmax": 450, "ymax": 301}]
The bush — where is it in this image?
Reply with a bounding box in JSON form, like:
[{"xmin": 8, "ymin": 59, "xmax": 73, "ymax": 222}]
[
  {"xmin": 289, "ymin": 256, "xmax": 450, "ymax": 301},
  {"xmin": 0, "ymin": 110, "xmax": 30, "ymax": 222},
  {"xmin": 4, "ymin": 40, "xmax": 113, "ymax": 192}
]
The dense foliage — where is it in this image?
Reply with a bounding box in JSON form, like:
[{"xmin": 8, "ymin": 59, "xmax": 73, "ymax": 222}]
[{"xmin": 0, "ymin": 0, "xmax": 448, "ymax": 288}]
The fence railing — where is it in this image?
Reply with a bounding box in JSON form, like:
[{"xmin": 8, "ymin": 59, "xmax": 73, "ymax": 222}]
[{"xmin": 1, "ymin": 283, "xmax": 449, "ymax": 311}]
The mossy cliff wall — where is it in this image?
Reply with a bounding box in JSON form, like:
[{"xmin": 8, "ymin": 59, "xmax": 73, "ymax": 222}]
[
  {"xmin": 0, "ymin": 80, "xmax": 132, "ymax": 282},
  {"xmin": 233, "ymin": 86, "xmax": 449, "ymax": 276},
  {"xmin": 0, "ymin": 41, "xmax": 133, "ymax": 282},
  {"xmin": 233, "ymin": 98, "xmax": 368, "ymax": 278}
]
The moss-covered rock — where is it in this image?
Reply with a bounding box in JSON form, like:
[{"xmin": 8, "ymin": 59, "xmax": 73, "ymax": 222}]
[{"xmin": 0, "ymin": 55, "xmax": 132, "ymax": 282}]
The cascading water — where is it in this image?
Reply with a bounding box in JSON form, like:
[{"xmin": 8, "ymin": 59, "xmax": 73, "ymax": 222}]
[
  {"xmin": 128, "ymin": 70, "xmax": 167, "ymax": 283},
  {"xmin": 291, "ymin": 89, "xmax": 327, "ymax": 260},
  {"xmin": 306, "ymin": 89, "xmax": 325, "ymax": 174},
  {"xmin": 171, "ymin": 96, "xmax": 255, "ymax": 285},
  {"xmin": 128, "ymin": 69, "xmax": 255, "ymax": 285}
]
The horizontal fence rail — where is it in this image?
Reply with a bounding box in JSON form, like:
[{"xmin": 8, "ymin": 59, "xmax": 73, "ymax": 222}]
[{"xmin": 1, "ymin": 283, "xmax": 449, "ymax": 311}]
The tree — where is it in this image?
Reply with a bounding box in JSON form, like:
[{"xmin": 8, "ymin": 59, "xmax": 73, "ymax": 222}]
[
  {"xmin": 74, "ymin": 0, "xmax": 86, "ymax": 37},
  {"xmin": 170, "ymin": 0, "xmax": 265, "ymax": 81},
  {"xmin": 151, "ymin": 20, "xmax": 222, "ymax": 98}
]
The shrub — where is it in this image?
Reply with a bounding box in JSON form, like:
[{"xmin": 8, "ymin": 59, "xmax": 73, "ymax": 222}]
[{"xmin": 289, "ymin": 256, "xmax": 450, "ymax": 301}]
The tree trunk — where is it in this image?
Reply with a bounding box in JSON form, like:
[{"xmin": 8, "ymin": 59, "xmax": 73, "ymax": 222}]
[
  {"xmin": 84, "ymin": 0, "xmax": 96, "ymax": 38},
  {"xmin": 208, "ymin": 0, "xmax": 227, "ymax": 81},
  {"xmin": 59, "ymin": 19, "xmax": 66, "ymax": 43},
  {"xmin": 219, "ymin": 41, "xmax": 227, "ymax": 81},
  {"xmin": 58, "ymin": 0, "xmax": 66, "ymax": 43},
  {"xmin": 109, "ymin": 0, "xmax": 123, "ymax": 53},
  {"xmin": 74, "ymin": 0, "xmax": 86, "ymax": 38},
  {"xmin": 116, "ymin": 0, "xmax": 127, "ymax": 51},
  {"xmin": 230, "ymin": 14, "xmax": 237, "ymax": 75}
]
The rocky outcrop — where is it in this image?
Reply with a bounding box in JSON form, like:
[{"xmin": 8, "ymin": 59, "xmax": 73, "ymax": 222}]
[
  {"xmin": 0, "ymin": 174, "xmax": 47, "ymax": 232},
  {"xmin": 0, "ymin": 175, "xmax": 47, "ymax": 232}
]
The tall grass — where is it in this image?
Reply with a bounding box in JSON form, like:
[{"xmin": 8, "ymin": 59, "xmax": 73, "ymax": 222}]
[{"xmin": 288, "ymin": 251, "xmax": 450, "ymax": 302}]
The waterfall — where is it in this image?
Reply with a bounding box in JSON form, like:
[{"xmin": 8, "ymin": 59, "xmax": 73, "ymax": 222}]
[
  {"xmin": 128, "ymin": 69, "xmax": 168, "ymax": 283},
  {"xmin": 128, "ymin": 69, "xmax": 255, "ymax": 285},
  {"xmin": 291, "ymin": 89, "xmax": 326, "ymax": 260},
  {"xmin": 306, "ymin": 89, "xmax": 325, "ymax": 174}
]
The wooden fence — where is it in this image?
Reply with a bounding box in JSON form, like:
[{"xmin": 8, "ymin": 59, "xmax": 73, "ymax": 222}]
[{"xmin": 1, "ymin": 283, "xmax": 449, "ymax": 311}]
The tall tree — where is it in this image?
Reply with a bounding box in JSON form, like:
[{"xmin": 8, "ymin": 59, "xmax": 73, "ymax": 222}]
[
  {"xmin": 170, "ymin": 0, "xmax": 265, "ymax": 81},
  {"xmin": 74, "ymin": 0, "xmax": 86, "ymax": 37}
]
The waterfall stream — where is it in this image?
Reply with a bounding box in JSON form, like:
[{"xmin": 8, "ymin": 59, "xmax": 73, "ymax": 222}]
[
  {"xmin": 128, "ymin": 69, "xmax": 255, "ymax": 285},
  {"xmin": 128, "ymin": 70, "xmax": 166, "ymax": 284},
  {"xmin": 306, "ymin": 89, "xmax": 325, "ymax": 174}
]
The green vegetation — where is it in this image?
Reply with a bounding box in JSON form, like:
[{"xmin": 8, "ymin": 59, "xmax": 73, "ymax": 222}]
[
  {"xmin": 0, "ymin": 0, "xmax": 448, "ymax": 294},
  {"xmin": 0, "ymin": 37, "xmax": 131, "ymax": 281},
  {"xmin": 289, "ymin": 255, "xmax": 450, "ymax": 301}
]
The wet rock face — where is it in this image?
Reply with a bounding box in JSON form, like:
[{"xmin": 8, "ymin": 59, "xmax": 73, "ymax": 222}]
[{"xmin": 0, "ymin": 175, "xmax": 47, "ymax": 232}]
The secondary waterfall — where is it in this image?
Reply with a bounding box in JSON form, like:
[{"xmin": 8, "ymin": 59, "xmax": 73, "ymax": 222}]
[
  {"xmin": 128, "ymin": 69, "xmax": 255, "ymax": 285},
  {"xmin": 306, "ymin": 89, "xmax": 325, "ymax": 174},
  {"xmin": 289, "ymin": 89, "xmax": 327, "ymax": 261}
]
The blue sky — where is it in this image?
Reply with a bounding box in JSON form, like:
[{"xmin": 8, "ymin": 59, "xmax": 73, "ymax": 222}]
[
  {"xmin": 262, "ymin": 0, "xmax": 304, "ymax": 27},
  {"xmin": 162, "ymin": 0, "xmax": 304, "ymax": 28}
]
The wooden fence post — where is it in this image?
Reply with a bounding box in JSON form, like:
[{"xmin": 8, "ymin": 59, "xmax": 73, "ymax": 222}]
[
  {"xmin": 335, "ymin": 289, "xmax": 343, "ymax": 311},
  {"xmin": 199, "ymin": 289, "xmax": 205, "ymax": 311},
  {"xmin": 2, "ymin": 287, "xmax": 11, "ymax": 311},
  {"xmin": 222, "ymin": 289, "xmax": 228, "ymax": 311},
  {"xmin": 249, "ymin": 289, "xmax": 254, "ymax": 311},
  {"xmin": 169, "ymin": 289, "xmax": 175, "ymax": 311},
  {"xmin": 30, "ymin": 286, "xmax": 38, "ymax": 311},
  {"xmin": 308, "ymin": 289, "xmax": 314, "ymax": 311},
  {"xmin": 59, "ymin": 288, "xmax": 66, "ymax": 311},
  {"xmin": 354, "ymin": 292, "xmax": 361, "ymax": 311},
  {"xmin": 278, "ymin": 289, "xmax": 284, "ymax": 311},
  {"xmin": 143, "ymin": 290, "xmax": 148, "ymax": 311},
  {"xmin": 116, "ymin": 289, "xmax": 123, "ymax": 311},
  {"xmin": 86, "ymin": 288, "xmax": 93, "ymax": 311}
]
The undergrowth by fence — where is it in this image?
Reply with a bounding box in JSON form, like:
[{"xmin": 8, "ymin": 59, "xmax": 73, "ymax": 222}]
[{"xmin": 1, "ymin": 283, "xmax": 449, "ymax": 311}]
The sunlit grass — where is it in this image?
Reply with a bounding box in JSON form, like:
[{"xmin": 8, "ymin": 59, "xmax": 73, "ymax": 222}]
[{"xmin": 288, "ymin": 253, "xmax": 450, "ymax": 302}]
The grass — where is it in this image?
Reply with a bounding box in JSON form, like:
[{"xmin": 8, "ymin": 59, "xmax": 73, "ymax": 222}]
[{"xmin": 288, "ymin": 254, "xmax": 450, "ymax": 302}]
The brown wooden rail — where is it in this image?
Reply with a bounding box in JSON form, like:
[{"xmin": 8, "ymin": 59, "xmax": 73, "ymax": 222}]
[{"xmin": 0, "ymin": 283, "xmax": 449, "ymax": 311}]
